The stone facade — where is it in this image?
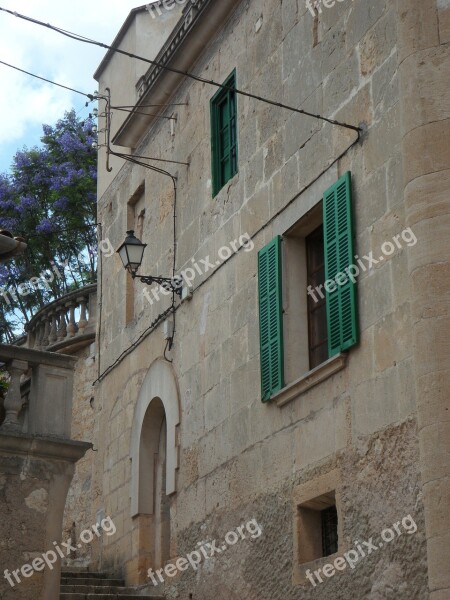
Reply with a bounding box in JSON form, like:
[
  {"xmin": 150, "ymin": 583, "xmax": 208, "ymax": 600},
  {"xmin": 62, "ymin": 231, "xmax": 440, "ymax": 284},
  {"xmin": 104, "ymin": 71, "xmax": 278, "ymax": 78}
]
[
  {"xmin": 63, "ymin": 0, "xmax": 450, "ymax": 598},
  {"xmin": 0, "ymin": 435, "xmax": 90, "ymax": 600},
  {"xmin": 0, "ymin": 345, "xmax": 91, "ymax": 600},
  {"xmin": 62, "ymin": 343, "xmax": 98, "ymax": 566}
]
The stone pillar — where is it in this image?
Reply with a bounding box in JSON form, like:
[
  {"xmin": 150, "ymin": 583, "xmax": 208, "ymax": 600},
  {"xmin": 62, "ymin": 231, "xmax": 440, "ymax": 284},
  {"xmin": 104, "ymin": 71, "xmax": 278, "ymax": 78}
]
[
  {"xmin": 397, "ymin": 1, "xmax": 450, "ymax": 597},
  {"xmin": 0, "ymin": 434, "xmax": 91, "ymax": 600}
]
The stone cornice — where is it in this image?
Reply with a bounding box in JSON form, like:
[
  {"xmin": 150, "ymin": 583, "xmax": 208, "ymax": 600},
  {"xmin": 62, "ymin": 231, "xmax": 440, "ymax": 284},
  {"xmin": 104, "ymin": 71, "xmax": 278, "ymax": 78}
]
[
  {"xmin": 112, "ymin": 0, "xmax": 242, "ymax": 148},
  {"xmin": 0, "ymin": 432, "xmax": 92, "ymax": 463},
  {"xmin": 0, "ymin": 343, "xmax": 77, "ymax": 368}
]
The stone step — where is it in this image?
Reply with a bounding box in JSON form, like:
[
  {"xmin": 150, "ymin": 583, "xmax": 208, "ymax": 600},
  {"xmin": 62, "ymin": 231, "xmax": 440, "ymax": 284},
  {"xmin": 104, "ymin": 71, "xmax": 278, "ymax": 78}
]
[
  {"xmin": 60, "ymin": 570, "xmax": 164, "ymax": 599},
  {"xmin": 60, "ymin": 595, "xmax": 164, "ymax": 600},
  {"xmin": 61, "ymin": 585, "xmax": 137, "ymax": 593},
  {"xmin": 61, "ymin": 571, "xmax": 120, "ymax": 579},
  {"xmin": 62, "ymin": 577, "xmax": 125, "ymax": 586}
]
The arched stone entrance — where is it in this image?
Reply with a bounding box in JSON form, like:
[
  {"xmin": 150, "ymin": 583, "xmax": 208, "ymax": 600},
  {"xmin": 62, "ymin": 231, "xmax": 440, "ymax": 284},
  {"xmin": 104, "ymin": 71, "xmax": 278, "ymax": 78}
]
[{"xmin": 129, "ymin": 360, "xmax": 180, "ymax": 584}]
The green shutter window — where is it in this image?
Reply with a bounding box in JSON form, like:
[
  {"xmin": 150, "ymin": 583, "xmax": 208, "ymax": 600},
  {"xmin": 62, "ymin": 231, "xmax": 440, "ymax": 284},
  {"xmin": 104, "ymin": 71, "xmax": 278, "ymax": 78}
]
[
  {"xmin": 258, "ymin": 236, "xmax": 284, "ymax": 401},
  {"xmin": 323, "ymin": 172, "xmax": 359, "ymax": 357},
  {"xmin": 210, "ymin": 71, "xmax": 238, "ymax": 197}
]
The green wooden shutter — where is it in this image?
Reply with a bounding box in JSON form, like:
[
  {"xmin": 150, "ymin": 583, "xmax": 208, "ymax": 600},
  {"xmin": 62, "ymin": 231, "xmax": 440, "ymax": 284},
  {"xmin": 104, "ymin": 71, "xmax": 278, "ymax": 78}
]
[
  {"xmin": 219, "ymin": 95, "xmax": 231, "ymax": 183},
  {"xmin": 323, "ymin": 172, "xmax": 359, "ymax": 357},
  {"xmin": 210, "ymin": 71, "xmax": 237, "ymax": 197},
  {"xmin": 210, "ymin": 99, "xmax": 219, "ymax": 197},
  {"xmin": 258, "ymin": 236, "xmax": 284, "ymax": 401}
]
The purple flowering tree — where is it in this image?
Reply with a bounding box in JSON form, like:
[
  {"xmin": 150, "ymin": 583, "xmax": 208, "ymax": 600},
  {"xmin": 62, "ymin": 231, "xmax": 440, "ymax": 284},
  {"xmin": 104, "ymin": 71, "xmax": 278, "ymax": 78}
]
[{"xmin": 0, "ymin": 110, "xmax": 97, "ymax": 342}]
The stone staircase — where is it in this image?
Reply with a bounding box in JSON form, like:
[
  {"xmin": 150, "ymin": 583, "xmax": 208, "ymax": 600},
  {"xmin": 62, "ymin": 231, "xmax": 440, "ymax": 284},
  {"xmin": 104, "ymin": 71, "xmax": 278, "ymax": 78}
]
[{"xmin": 60, "ymin": 569, "xmax": 165, "ymax": 599}]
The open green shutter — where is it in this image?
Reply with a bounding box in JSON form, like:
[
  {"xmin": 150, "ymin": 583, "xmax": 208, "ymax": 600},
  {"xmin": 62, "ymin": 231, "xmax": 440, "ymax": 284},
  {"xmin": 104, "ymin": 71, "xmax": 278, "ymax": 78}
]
[
  {"xmin": 258, "ymin": 236, "xmax": 284, "ymax": 401},
  {"xmin": 323, "ymin": 172, "xmax": 358, "ymax": 357}
]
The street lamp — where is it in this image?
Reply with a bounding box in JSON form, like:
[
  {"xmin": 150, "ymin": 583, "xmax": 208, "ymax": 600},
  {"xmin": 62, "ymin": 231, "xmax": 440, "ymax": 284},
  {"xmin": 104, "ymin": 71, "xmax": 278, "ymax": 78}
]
[{"xmin": 117, "ymin": 230, "xmax": 182, "ymax": 297}]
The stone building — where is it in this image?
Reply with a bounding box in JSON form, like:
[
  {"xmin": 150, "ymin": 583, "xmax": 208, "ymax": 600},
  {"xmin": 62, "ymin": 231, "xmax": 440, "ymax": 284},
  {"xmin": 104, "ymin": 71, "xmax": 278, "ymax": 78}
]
[
  {"xmin": 0, "ymin": 233, "xmax": 92, "ymax": 600},
  {"xmin": 63, "ymin": 0, "xmax": 450, "ymax": 598}
]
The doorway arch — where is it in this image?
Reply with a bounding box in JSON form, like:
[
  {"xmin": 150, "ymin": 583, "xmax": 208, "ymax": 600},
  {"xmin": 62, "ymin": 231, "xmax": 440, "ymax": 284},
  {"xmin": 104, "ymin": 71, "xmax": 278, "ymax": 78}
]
[{"xmin": 129, "ymin": 359, "xmax": 180, "ymax": 578}]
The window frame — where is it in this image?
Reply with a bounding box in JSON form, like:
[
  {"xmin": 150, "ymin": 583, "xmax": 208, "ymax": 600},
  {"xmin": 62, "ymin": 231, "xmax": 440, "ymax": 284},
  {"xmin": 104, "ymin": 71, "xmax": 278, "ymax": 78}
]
[
  {"xmin": 210, "ymin": 70, "xmax": 238, "ymax": 197},
  {"xmin": 293, "ymin": 470, "xmax": 347, "ymax": 586},
  {"xmin": 257, "ymin": 173, "xmax": 358, "ymax": 405}
]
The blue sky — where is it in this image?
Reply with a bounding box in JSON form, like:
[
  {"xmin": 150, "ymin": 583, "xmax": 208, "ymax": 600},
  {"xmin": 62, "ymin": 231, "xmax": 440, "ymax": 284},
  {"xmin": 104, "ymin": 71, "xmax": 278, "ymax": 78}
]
[{"xmin": 0, "ymin": 0, "xmax": 144, "ymax": 174}]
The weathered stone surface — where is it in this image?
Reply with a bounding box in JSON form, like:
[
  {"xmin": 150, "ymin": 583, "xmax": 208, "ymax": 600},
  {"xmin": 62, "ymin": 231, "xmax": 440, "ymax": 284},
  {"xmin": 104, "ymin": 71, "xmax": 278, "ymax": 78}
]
[
  {"xmin": 0, "ymin": 435, "xmax": 90, "ymax": 600},
  {"xmin": 58, "ymin": 0, "xmax": 449, "ymax": 596}
]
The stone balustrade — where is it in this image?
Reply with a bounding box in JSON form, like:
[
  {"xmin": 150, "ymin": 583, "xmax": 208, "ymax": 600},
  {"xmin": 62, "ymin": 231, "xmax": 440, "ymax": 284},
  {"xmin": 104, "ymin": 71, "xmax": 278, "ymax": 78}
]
[
  {"xmin": 25, "ymin": 284, "xmax": 97, "ymax": 354},
  {"xmin": 0, "ymin": 344, "xmax": 77, "ymax": 437}
]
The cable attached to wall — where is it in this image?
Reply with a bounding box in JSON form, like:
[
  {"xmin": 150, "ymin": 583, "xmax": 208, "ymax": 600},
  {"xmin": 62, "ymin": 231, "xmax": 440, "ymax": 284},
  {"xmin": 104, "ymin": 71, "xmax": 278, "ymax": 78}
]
[
  {"xmin": 0, "ymin": 59, "xmax": 95, "ymax": 100},
  {"xmin": 0, "ymin": 6, "xmax": 362, "ymax": 134},
  {"xmin": 92, "ymin": 303, "xmax": 175, "ymax": 385},
  {"xmin": 0, "ymin": 7, "xmax": 366, "ymax": 382},
  {"xmin": 92, "ymin": 90, "xmax": 179, "ymax": 382}
]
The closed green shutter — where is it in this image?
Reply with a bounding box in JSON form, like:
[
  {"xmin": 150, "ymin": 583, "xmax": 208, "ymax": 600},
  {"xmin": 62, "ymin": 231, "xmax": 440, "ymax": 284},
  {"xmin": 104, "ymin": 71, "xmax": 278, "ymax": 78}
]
[
  {"xmin": 210, "ymin": 71, "xmax": 238, "ymax": 197},
  {"xmin": 258, "ymin": 236, "xmax": 284, "ymax": 401},
  {"xmin": 323, "ymin": 172, "xmax": 359, "ymax": 357}
]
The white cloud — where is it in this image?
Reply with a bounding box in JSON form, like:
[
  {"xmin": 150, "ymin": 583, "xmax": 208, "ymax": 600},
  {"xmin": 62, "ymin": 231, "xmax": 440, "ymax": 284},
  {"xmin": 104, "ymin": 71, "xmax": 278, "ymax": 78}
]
[{"xmin": 0, "ymin": 0, "xmax": 143, "ymax": 158}]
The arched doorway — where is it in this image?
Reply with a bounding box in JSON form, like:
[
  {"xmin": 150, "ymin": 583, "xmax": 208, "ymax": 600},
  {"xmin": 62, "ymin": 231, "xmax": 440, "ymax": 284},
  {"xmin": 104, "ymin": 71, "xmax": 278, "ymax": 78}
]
[
  {"xmin": 129, "ymin": 360, "xmax": 180, "ymax": 584},
  {"xmin": 153, "ymin": 414, "xmax": 170, "ymax": 567}
]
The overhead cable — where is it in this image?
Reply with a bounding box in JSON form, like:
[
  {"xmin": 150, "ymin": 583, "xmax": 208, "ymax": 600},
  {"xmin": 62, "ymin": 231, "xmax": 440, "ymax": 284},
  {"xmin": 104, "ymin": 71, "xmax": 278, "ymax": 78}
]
[{"xmin": 0, "ymin": 6, "xmax": 362, "ymax": 134}]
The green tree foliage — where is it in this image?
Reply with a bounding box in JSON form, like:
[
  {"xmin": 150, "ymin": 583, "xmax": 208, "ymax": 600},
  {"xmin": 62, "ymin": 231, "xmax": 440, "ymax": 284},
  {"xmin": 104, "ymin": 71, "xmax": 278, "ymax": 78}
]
[{"xmin": 0, "ymin": 110, "xmax": 98, "ymax": 342}]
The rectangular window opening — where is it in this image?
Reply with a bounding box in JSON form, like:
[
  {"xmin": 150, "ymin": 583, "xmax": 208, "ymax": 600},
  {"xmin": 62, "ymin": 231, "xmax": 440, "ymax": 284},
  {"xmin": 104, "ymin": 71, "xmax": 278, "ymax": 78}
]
[
  {"xmin": 306, "ymin": 224, "xmax": 327, "ymax": 369},
  {"xmin": 296, "ymin": 492, "xmax": 339, "ymax": 564},
  {"xmin": 210, "ymin": 71, "xmax": 238, "ymax": 197},
  {"xmin": 321, "ymin": 504, "xmax": 338, "ymax": 557}
]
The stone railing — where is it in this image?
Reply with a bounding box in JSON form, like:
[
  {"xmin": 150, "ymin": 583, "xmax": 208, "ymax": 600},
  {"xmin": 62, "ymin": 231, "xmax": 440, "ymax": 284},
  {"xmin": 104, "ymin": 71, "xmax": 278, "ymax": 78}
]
[
  {"xmin": 25, "ymin": 284, "xmax": 97, "ymax": 354},
  {"xmin": 0, "ymin": 344, "xmax": 77, "ymax": 437}
]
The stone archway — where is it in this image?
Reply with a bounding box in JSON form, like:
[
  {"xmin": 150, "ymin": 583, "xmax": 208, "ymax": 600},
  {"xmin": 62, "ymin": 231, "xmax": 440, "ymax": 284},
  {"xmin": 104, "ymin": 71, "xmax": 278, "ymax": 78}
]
[{"xmin": 129, "ymin": 359, "xmax": 180, "ymax": 583}]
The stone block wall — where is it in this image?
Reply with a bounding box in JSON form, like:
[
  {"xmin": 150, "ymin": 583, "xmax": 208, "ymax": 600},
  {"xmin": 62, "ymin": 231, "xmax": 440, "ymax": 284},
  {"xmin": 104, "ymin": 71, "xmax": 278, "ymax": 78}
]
[
  {"xmin": 62, "ymin": 343, "xmax": 98, "ymax": 566},
  {"xmin": 75, "ymin": 0, "xmax": 448, "ymax": 596}
]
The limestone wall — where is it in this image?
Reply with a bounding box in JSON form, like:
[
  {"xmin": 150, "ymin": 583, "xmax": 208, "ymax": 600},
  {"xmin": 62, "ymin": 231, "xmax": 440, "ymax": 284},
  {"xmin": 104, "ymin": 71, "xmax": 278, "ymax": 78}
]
[
  {"xmin": 62, "ymin": 343, "xmax": 97, "ymax": 566},
  {"xmin": 84, "ymin": 0, "xmax": 444, "ymax": 596}
]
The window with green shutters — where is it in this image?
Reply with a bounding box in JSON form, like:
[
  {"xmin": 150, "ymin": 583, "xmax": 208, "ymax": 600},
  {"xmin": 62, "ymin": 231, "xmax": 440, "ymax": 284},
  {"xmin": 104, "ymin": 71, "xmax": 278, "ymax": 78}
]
[
  {"xmin": 257, "ymin": 172, "xmax": 358, "ymax": 402},
  {"xmin": 210, "ymin": 71, "xmax": 238, "ymax": 197},
  {"xmin": 258, "ymin": 236, "xmax": 284, "ymax": 402},
  {"xmin": 323, "ymin": 172, "xmax": 358, "ymax": 356}
]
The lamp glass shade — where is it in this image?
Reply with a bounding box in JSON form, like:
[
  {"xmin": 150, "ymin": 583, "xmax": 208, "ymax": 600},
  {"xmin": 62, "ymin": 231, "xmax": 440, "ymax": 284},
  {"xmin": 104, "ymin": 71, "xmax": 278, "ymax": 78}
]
[{"xmin": 117, "ymin": 230, "xmax": 147, "ymax": 273}]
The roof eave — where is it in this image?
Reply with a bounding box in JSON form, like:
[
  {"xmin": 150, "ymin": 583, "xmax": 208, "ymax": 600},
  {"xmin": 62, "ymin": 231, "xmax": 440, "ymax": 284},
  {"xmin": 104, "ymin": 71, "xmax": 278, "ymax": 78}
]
[
  {"xmin": 94, "ymin": 4, "xmax": 154, "ymax": 82},
  {"xmin": 112, "ymin": 0, "xmax": 242, "ymax": 148}
]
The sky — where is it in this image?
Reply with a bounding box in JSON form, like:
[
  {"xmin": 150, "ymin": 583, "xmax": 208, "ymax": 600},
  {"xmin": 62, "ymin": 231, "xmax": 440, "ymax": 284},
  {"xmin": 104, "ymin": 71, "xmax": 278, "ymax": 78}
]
[{"xmin": 0, "ymin": 0, "xmax": 144, "ymax": 173}]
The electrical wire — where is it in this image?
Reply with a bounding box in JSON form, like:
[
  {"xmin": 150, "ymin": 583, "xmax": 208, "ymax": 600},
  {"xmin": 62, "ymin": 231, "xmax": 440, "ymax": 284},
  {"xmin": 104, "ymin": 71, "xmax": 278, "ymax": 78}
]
[
  {"xmin": 96, "ymin": 222, "xmax": 103, "ymax": 381},
  {"xmin": 113, "ymin": 103, "xmax": 187, "ymax": 109},
  {"xmin": 0, "ymin": 59, "xmax": 94, "ymax": 99},
  {"xmin": 163, "ymin": 338, "xmax": 173, "ymax": 362},
  {"xmin": 91, "ymin": 129, "xmax": 361, "ymax": 384},
  {"xmin": 0, "ymin": 62, "xmax": 182, "ymax": 159},
  {"xmin": 114, "ymin": 151, "xmax": 188, "ymax": 166},
  {"xmin": 110, "ymin": 149, "xmax": 177, "ymax": 181},
  {"xmin": 0, "ymin": 7, "xmax": 364, "ymax": 381},
  {"xmin": 92, "ymin": 304, "xmax": 174, "ymax": 385},
  {"xmin": 193, "ymin": 129, "xmax": 362, "ymax": 295},
  {"xmin": 0, "ymin": 6, "xmax": 362, "ymax": 133},
  {"xmin": 110, "ymin": 105, "xmax": 176, "ymax": 120}
]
